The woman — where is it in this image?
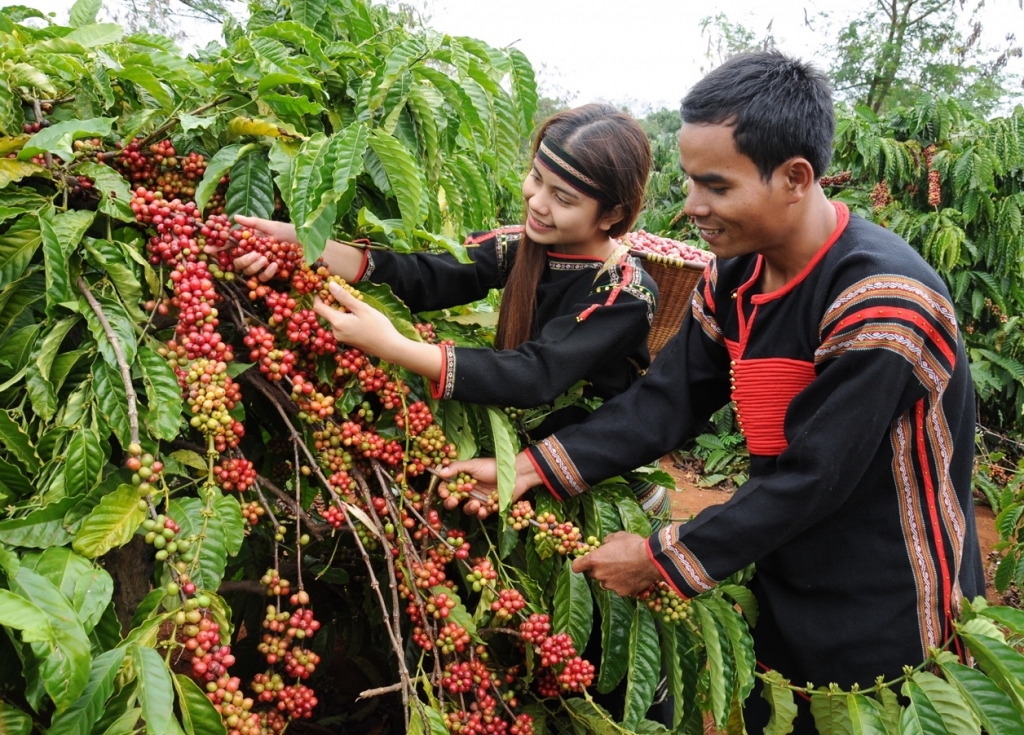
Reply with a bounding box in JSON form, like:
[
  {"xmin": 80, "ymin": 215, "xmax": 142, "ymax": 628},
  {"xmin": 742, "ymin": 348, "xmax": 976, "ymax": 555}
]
[{"xmin": 229, "ymin": 103, "xmax": 667, "ymax": 517}]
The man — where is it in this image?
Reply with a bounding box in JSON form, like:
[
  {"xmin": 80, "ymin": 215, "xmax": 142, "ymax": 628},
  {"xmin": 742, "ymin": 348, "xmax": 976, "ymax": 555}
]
[{"xmin": 441, "ymin": 50, "xmax": 985, "ymax": 731}]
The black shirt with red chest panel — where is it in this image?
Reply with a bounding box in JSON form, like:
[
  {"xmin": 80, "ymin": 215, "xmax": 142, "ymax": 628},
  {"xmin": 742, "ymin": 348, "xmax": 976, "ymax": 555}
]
[{"xmin": 526, "ymin": 202, "xmax": 985, "ymax": 687}]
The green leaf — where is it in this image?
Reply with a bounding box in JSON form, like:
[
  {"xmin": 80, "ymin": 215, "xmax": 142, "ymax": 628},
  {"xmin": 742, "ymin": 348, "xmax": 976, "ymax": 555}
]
[
  {"xmin": 116, "ymin": 66, "xmax": 173, "ymax": 111},
  {"xmin": 0, "ymin": 497, "xmax": 77, "ymax": 548},
  {"xmin": 810, "ymin": 689, "xmax": 853, "ymax": 735},
  {"xmin": 0, "ymin": 702, "xmax": 31, "ymax": 735},
  {"xmin": 288, "ymin": 0, "xmax": 326, "ymax": 29},
  {"xmin": 847, "ymin": 693, "xmax": 891, "ymax": 735},
  {"xmin": 77, "ymin": 164, "xmax": 134, "ymax": 223},
  {"xmin": 65, "ymin": 23, "xmax": 123, "ymax": 47},
  {"xmin": 133, "ymin": 645, "xmax": 174, "ymax": 735},
  {"xmin": 594, "ymin": 585, "xmax": 632, "ymax": 693},
  {"xmin": 0, "ymin": 587, "xmax": 51, "ymax": 641},
  {"xmin": 761, "ymin": 669, "xmax": 799, "ymax": 735},
  {"xmin": 352, "ymin": 281, "xmax": 420, "ymax": 340},
  {"xmin": 40, "ymin": 210, "xmax": 91, "ymax": 315},
  {"xmin": 695, "ymin": 600, "xmax": 731, "ymax": 728},
  {"xmin": 213, "ymin": 494, "xmax": 244, "ymax": 557},
  {"xmin": 0, "ymin": 410, "xmax": 41, "ymax": 472},
  {"xmin": 92, "ymin": 362, "xmax": 132, "ymax": 448},
  {"xmin": 69, "ymin": 0, "xmax": 101, "ymax": 26},
  {"xmin": 622, "ymin": 603, "xmax": 660, "ymax": 730},
  {"xmin": 368, "ymin": 128, "xmax": 424, "ymax": 235},
  {"xmin": 719, "ymin": 583, "xmax": 758, "ymax": 627},
  {"xmin": 979, "ymin": 606, "xmax": 1024, "ymax": 636},
  {"xmin": 0, "ymin": 159, "xmax": 47, "ymax": 188},
  {"xmin": 614, "ymin": 493, "xmax": 652, "ymax": 537},
  {"xmin": 46, "ymin": 646, "xmax": 126, "ymax": 735},
  {"xmin": 173, "ymin": 674, "xmax": 227, "ymax": 735},
  {"xmin": 194, "ymin": 144, "xmax": 246, "ymax": 214},
  {"xmin": 32, "ymin": 316, "xmax": 82, "ymax": 414},
  {"xmin": 95, "ymin": 707, "xmax": 141, "ymax": 735},
  {"xmin": 937, "ymin": 659, "xmax": 1024, "ymax": 735},
  {"xmin": 225, "ymin": 150, "xmax": 275, "ymax": 220},
  {"xmin": 138, "ymin": 347, "xmax": 182, "ymax": 441},
  {"xmin": 961, "ymin": 632, "xmax": 1024, "ymax": 712},
  {"xmin": 19, "ymin": 118, "xmax": 114, "ymax": 162},
  {"xmin": 408, "ymin": 702, "xmax": 448, "ymax": 735},
  {"xmin": 80, "ymin": 291, "xmax": 137, "ymax": 370},
  {"xmin": 64, "ymin": 426, "xmax": 107, "ymax": 499},
  {"xmin": 22, "ymin": 546, "xmax": 113, "ymax": 633},
  {"xmin": 909, "ymin": 671, "xmax": 978, "ymax": 734},
  {"xmin": 169, "ymin": 496, "xmax": 228, "ymax": 592},
  {"xmin": 900, "ymin": 680, "xmax": 953, "ymax": 735},
  {"xmin": 9, "ymin": 567, "xmax": 92, "ymax": 712},
  {"xmin": 72, "ymin": 485, "xmax": 146, "ymax": 559},
  {"xmin": 704, "ymin": 595, "xmax": 755, "ymax": 701},
  {"xmin": 552, "ymin": 561, "xmax": 593, "ymax": 655},
  {"xmin": 485, "ymin": 407, "xmax": 517, "ymax": 514},
  {"xmin": 0, "ymin": 215, "xmax": 42, "ymax": 290}
]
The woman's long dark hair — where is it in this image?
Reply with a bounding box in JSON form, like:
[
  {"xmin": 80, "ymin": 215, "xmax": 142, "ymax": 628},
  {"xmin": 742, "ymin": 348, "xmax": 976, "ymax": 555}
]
[{"xmin": 494, "ymin": 103, "xmax": 652, "ymax": 350}]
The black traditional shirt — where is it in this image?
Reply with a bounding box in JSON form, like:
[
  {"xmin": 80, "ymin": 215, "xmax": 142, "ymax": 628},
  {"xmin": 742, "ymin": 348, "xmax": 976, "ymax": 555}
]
[
  {"xmin": 355, "ymin": 227, "xmax": 658, "ymax": 433},
  {"xmin": 525, "ymin": 203, "xmax": 985, "ymax": 687}
]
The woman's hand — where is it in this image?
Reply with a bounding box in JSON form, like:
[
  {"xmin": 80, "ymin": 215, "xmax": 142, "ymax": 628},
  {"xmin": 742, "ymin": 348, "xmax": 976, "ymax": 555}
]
[
  {"xmin": 312, "ymin": 282, "xmax": 403, "ymax": 359},
  {"xmin": 436, "ymin": 451, "xmax": 542, "ymax": 518},
  {"xmin": 202, "ymin": 215, "xmax": 300, "ymax": 282}
]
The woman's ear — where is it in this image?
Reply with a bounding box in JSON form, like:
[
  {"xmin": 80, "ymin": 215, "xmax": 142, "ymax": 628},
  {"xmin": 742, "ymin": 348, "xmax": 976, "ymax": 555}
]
[{"xmin": 598, "ymin": 204, "xmax": 625, "ymax": 232}]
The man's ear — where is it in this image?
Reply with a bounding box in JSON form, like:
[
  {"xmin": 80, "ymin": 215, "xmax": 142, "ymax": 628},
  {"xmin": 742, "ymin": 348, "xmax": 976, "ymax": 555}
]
[
  {"xmin": 778, "ymin": 157, "xmax": 816, "ymax": 200},
  {"xmin": 598, "ymin": 204, "xmax": 625, "ymax": 232}
]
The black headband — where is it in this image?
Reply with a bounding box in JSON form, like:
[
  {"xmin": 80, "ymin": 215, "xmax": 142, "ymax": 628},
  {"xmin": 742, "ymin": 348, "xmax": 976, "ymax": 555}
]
[{"xmin": 536, "ymin": 138, "xmax": 606, "ymax": 201}]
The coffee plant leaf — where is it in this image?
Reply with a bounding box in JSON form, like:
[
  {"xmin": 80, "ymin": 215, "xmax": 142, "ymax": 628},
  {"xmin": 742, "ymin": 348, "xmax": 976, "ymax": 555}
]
[
  {"xmin": 846, "ymin": 693, "xmax": 891, "ymax": 735},
  {"xmin": 563, "ymin": 698, "xmax": 620, "ymax": 735},
  {"xmin": 18, "ymin": 118, "xmax": 114, "ymax": 162},
  {"xmin": 760, "ymin": 669, "xmax": 798, "ymax": 735},
  {"xmin": 0, "ymin": 215, "xmax": 41, "ymax": 290},
  {"xmin": 79, "ymin": 290, "xmax": 137, "ymax": 370},
  {"xmin": 612, "ymin": 492, "xmax": 652, "ymax": 538},
  {"xmin": 132, "ymin": 645, "xmax": 175, "ymax": 735},
  {"xmin": 225, "ymin": 150, "xmax": 275, "ymax": 221},
  {"xmin": 593, "ymin": 583, "xmax": 631, "ymax": 694},
  {"xmin": 809, "ymin": 689, "xmax": 854, "ymax": 735},
  {"xmin": 704, "ymin": 595, "xmax": 755, "ymax": 702},
  {"xmin": 899, "ymin": 680, "xmax": 953, "ymax": 735},
  {"xmin": 368, "ymin": 128, "xmax": 424, "ymax": 235},
  {"xmin": 64, "ymin": 426, "xmax": 107, "ymax": 499},
  {"xmin": 115, "ymin": 65, "xmax": 174, "ymax": 112},
  {"xmin": 435, "ymin": 400, "xmax": 476, "ymax": 465},
  {"xmin": 76, "ymin": 163, "xmax": 134, "ymax": 223},
  {"xmin": 994, "ymin": 504, "xmax": 1023, "ymax": 542},
  {"xmin": 408, "ymin": 703, "xmax": 448, "ymax": 735},
  {"xmin": 0, "ymin": 159, "xmax": 46, "ymax": 189},
  {"xmin": 367, "ymin": 38, "xmax": 427, "ymax": 113},
  {"xmin": 92, "ymin": 361, "xmax": 132, "ymax": 448},
  {"xmin": 960, "ymin": 633, "xmax": 1024, "ymax": 712},
  {"xmin": 68, "ymin": 0, "xmax": 101, "ymax": 27},
  {"xmin": 34, "ymin": 316, "xmax": 81, "ymax": 388},
  {"xmin": 694, "ymin": 600, "xmax": 732, "ymax": 728},
  {"xmin": 551, "ymin": 560, "xmax": 593, "ymax": 654},
  {"xmin": 93, "ymin": 707, "xmax": 141, "ymax": 735},
  {"xmin": 719, "ymin": 583, "xmax": 759, "ymax": 627},
  {"xmin": 622, "ymin": 603, "xmax": 660, "ymax": 730},
  {"xmin": 908, "ymin": 671, "xmax": 979, "ymax": 734},
  {"xmin": 0, "ymin": 497, "xmax": 76, "ymax": 549},
  {"xmin": 0, "ymin": 542, "xmax": 18, "ymax": 576},
  {"xmin": 0, "ymin": 409, "xmax": 41, "ymax": 472},
  {"xmin": 39, "ymin": 210, "xmax": 89, "ymax": 315},
  {"xmin": 46, "ymin": 646, "xmax": 126, "ymax": 735},
  {"xmin": 212, "ymin": 493, "xmax": 244, "ymax": 557},
  {"xmin": 286, "ymin": 133, "xmax": 330, "ymax": 231},
  {"xmin": 507, "ymin": 48, "xmax": 537, "ymax": 132},
  {"xmin": 9, "ymin": 566, "xmax": 92, "ymax": 712},
  {"xmin": 659, "ymin": 623, "xmax": 685, "ymax": 729},
  {"xmin": 21, "ymin": 547, "xmax": 112, "ymax": 633},
  {"xmin": 64, "ymin": 24, "xmax": 123, "ymax": 49},
  {"xmin": 485, "ymin": 406, "xmax": 517, "ymax": 514},
  {"xmin": 353, "ymin": 281, "xmax": 420, "ymax": 341},
  {"xmin": 193, "ymin": 143, "xmax": 246, "ymax": 214},
  {"xmin": 0, "ymin": 702, "xmax": 31, "ymax": 735},
  {"xmin": 937, "ymin": 660, "xmax": 1024, "ymax": 735},
  {"xmin": 173, "ymin": 674, "xmax": 226, "ymax": 735},
  {"xmin": 979, "ymin": 605, "xmax": 1024, "ymax": 636},
  {"xmin": 993, "ymin": 552, "xmax": 1021, "ymax": 593},
  {"xmin": 328, "ymin": 122, "xmax": 369, "ymax": 210},
  {"xmin": 138, "ymin": 347, "xmax": 183, "ymax": 441},
  {"xmin": 168, "ymin": 496, "xmax": 228, "ymax": 592},
  {"xmin": 583, "ymin": 491, "xmax": 622, "ymax": 542},
  {"xmin": 72, "ymin": 486, "xmax": 146, "ymax": 559},
  {"xmin": 0, "ymin": 587, "xmax": 51, "ymax": 642}
]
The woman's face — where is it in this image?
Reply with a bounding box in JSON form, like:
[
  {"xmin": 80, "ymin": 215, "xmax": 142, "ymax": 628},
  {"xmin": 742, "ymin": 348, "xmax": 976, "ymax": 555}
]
[{"xmin": 521, "ymin": 158, "xmax": 613, "ymax": 248}]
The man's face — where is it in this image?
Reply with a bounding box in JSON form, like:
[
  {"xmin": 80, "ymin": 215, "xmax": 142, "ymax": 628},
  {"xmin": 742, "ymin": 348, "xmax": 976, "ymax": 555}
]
[{"xmin": 679, "ymin": 122, "xmax": 788, "ymax": 260}]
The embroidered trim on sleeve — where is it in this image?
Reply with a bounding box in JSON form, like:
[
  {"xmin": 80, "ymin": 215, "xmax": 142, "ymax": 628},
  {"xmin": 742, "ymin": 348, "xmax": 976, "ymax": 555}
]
[
  {"xmin": 650, "ymin": 525, "xmax": 718, "ymax": 594},
  {"xmin": 535, "ymin": 436, "xmax": 588, "ymax": 497},
  {"xmin": 429, "ymin": 344, "xmax": 457, "ymax": 400}
]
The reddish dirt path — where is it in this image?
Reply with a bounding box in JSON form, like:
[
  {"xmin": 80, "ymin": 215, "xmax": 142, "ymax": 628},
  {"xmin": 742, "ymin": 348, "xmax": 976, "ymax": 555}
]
[{"xmin": 659, "ymin": 456, "xmax": 1005, "ymax": 605}]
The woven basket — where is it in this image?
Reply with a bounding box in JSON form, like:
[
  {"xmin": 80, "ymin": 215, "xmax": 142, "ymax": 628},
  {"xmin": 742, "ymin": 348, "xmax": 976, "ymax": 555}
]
[{"xmin": 630, "ymin": 250, "xmax": 707, "ymax": 359}]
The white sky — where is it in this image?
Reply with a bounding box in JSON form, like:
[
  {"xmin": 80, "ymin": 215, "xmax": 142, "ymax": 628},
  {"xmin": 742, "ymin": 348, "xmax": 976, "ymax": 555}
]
[{"xmin": 15, "ymin": 0, "xmax": 1024, "ymax": 113}]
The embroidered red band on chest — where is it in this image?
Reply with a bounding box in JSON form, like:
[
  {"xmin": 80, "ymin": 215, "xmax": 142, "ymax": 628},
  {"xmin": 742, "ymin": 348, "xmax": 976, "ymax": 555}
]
[{"xmin": 725, "ymin": 340, "xmax": 816, "ymax": 456}]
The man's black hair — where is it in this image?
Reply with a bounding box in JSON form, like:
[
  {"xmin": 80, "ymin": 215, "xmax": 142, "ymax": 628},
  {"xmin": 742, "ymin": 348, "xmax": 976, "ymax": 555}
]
[{"xmin": 680, "ymin": 50, "xmax": 835, "ymax": 181}]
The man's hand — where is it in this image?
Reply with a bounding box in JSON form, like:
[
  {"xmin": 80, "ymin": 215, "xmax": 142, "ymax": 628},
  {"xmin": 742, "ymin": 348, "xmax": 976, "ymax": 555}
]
[
  {"xmin": 572, "ymin": 532, "xmax": 663, "ymax": 597},
  {"xmin": 436, "ymin": 451, "xmax": 542, "ymax": 518}
]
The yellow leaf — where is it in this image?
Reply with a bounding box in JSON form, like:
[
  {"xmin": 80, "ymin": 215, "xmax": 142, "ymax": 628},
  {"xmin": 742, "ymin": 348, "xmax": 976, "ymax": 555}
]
[{"xmin": 0, "ymin": 159, "xmax": 48, "ymax": 188}]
